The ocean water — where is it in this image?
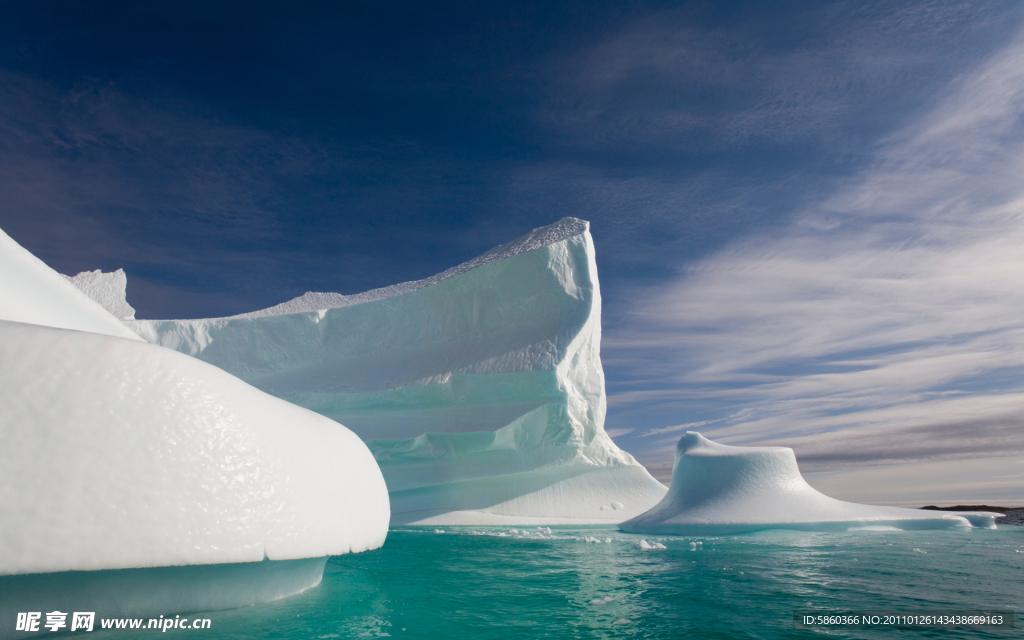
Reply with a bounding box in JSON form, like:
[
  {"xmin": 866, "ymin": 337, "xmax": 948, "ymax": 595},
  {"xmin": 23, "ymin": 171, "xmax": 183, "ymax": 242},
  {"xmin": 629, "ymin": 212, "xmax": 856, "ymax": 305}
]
[{"xmin": 100, "ymin": 526, "xmax": 1021, "ymax": 640}]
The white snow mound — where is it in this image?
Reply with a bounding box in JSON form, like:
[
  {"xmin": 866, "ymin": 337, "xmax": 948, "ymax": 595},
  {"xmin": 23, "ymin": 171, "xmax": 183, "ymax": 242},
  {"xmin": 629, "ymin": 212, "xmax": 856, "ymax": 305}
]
[
  {"xmin": 620, "ymin": 432, "xmax": 1003, "ymax": 535},
  {"xmin": 0, "ymin": 228, "xmax": 141, "ymax": 340},
  {"xmin": 128, "ymin": 218, "xmax": 667, "ymax": 525},
  {"xmin": 0, "ymin": 320, "xmax": 389, "ymax": 576}
]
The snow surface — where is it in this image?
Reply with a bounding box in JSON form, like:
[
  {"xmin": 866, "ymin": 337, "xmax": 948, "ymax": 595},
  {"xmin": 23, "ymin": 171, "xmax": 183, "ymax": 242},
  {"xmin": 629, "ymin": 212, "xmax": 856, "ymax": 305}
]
[
  {"xmin": 0, "ymin": 320, "xmax": 389, "ymax": 575},
  {"xmin": 63, "ymin": 269, "xmax": 136, "ymax": 319},
  {"xmin": 620, "ymin": 432, "xmax": 1003, "ymax": 535},
  {"xmin": 128, "ymin": 218, "xmax": 667, "ymax": 524},
  {"xmin": 0, "ymin": 228, "xmax": 141, "ymax": 340}
]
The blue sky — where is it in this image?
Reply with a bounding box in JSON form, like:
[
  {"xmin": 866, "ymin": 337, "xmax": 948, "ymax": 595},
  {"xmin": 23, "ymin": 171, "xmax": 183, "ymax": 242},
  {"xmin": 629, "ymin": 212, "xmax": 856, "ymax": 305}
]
[{"xmin": 3, "ymin": 1, "xmax": 1023, "ymax": 501}]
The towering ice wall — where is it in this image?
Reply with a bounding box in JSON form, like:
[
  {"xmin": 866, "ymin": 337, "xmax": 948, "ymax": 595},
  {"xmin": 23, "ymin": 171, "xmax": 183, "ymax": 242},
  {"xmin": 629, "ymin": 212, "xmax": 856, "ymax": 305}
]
[
  {"xmin": 621, "ymin": 432, "xmax": 1003, "ymax": 535},
  {"xmin": 129, "ymin": 219, "xmax": 668, "ymax": 524},
  {"xmin": 0, "ymin": 227, "xmax": 390, "ymax": 629}
]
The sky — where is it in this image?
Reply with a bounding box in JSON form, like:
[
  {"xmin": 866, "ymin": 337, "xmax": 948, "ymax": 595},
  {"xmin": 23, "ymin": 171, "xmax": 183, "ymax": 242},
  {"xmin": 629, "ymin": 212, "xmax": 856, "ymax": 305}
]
[{"xmin": 3, "ymin": 1, "xmax": 1023, "ymax": 503}]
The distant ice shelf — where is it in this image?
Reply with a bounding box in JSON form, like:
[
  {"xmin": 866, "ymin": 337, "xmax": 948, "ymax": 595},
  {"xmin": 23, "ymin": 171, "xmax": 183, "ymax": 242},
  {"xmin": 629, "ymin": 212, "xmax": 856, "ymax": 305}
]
[
  {"xmin": 123, "ymin": 218, "xmax": 668, "ymax": 524},
  {"xmin": 620, "ymin": 432, "xmax": 1003, "ymax": 535}
]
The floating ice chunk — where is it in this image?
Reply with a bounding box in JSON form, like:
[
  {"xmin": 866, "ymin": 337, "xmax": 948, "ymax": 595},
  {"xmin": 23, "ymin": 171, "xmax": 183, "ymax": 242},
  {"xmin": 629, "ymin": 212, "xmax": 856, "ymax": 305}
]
[
  {"xmin": 537, "ymin": 527, "xmax": 552, "ymax": 535},
  {"xmin": 583, "ymin": 536, "xmax": 602, "ymax": 544},
  {"xmin": 435, "ymin": 529, "xmax": 446, "ymax": 534},
  {"xmin": 913, "ymin": 548, "xmax": 927, "ymax": 554},
  {"xmin": 0, "ymin": 320, "xmax": 389, "ymax": 576},
  {"xmin": 604, "ymin": 538, "xmax": 612, "ymax": 544},
  {"xmin": 129, "ymin": 219, "xmax": 667, "ymax": 525},
  {"xmin": 621, "ymin": 432, "xmax": 1004, "ymax": 535},
  {"xmin": 590, "ymin": 596, "xmax": 614, "ymax": 605},
  {"xmin": 634, "ymin": 539, "xmax": 666, "ymax": 550}
]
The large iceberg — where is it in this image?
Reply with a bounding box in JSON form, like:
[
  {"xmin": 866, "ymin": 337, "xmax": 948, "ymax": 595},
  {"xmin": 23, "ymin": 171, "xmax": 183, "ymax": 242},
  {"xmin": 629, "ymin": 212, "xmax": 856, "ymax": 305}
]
[
  {"xmin": 620, "ymin": 432, "xmax": 1002, "ymax": 535},
  {"xmin": 126, "ymin": 218, "xmax": 668, "ymax": 524},
  {"xmin": 0, "ymin": 228, "xmax": 389, "ymax": 630}
]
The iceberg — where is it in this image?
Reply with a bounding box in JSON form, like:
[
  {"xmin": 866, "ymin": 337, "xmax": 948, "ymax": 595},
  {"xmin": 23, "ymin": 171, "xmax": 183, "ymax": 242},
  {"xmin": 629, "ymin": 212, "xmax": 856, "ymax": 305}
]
[
  {"xmin": 0, "ymin": 228, "xmax": 390, "ymax": 629},
  {"xmin": 620, "ymin": 432, "xmax": 1003, "ymax": 535},
  {"xmin": 0, "ymin": 320, "xmax": 389, "ymax": 575},
  {"xmin": 126, "ymin": 218, "xmax": 668, "ymax": 524},
  {"xmin": 0, "ymin": 558, "xmax": 327, "ymax": 637}
]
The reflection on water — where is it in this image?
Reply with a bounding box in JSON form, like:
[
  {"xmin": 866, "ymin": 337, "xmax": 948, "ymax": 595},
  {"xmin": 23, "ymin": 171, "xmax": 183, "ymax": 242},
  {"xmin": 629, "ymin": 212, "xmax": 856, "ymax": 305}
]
[{"xmin": 96, "ymin": 526, "xmax": 1023, "ymax": 640}]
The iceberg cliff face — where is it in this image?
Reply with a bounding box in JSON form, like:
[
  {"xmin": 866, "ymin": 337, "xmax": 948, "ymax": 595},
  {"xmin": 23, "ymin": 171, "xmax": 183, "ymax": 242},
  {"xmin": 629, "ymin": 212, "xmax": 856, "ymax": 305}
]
[
  {"xmin": 620, "ymin": 432, "xmax": 1002, "ymax": 535},
  {"xmin": 128, "ymin": 219, "xmax": 668, "ymax": 524}
]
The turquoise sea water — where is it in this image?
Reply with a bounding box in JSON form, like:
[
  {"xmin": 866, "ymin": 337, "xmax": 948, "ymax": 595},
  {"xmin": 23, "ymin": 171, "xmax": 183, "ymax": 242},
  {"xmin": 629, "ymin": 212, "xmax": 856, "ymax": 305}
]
[{"xmin": 102, "ymin": 526, "xmax": 1022, "ymax": 640}]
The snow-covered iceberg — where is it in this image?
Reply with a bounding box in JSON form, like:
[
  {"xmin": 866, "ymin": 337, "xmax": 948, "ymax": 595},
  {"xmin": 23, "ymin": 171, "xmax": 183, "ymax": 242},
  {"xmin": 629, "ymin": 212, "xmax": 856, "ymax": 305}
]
[
  {"xmin": 0, "ymin": 320, "xmax": 389, "ymax": 575},
  {"xmin": 127, "ymin": 218, "xmax": 667, "ymax": 524},
  {"xmin": 620, "ymin": 432, "xmax": 1002, "ymax": 535},
  {"xmin": 0, "ymin": 228, "xmax": 390, "ymax": 628}
]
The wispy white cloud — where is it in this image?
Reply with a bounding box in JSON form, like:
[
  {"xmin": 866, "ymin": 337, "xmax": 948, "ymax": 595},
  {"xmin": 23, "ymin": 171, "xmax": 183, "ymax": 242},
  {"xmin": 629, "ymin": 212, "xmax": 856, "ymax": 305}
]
[
  {"xmin": 638, "ymin": 419, "xmax": 719, "ymax": 438},
  {"xmin": 607, "ymin": 28, "xmax": 1024, "ymax": 468},
  {"xmin": 541, "ymin": 1, "xmax": 1016, "ymax": 150}
]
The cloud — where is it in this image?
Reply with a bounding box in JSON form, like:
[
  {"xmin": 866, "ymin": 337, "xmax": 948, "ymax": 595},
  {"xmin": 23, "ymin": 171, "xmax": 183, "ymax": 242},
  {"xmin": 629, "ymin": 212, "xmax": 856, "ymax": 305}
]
[
  {"xmin": 638, "ymin": 419, "xmax": 719, "ymax": 438},
  {"xmin": 540, "ymin": 1, "xmax": 1017, "ymax": 151},
  {"xmin": 804, "ymin": 456, "xmax": 1024, "ymax": 506},
  {"xmin": 606, "ymin": 28, "xmax": 1024, "ymax": 468}
]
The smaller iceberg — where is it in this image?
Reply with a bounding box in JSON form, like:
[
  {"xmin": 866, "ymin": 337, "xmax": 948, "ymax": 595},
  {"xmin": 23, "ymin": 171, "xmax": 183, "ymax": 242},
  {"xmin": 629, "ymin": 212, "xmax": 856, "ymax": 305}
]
[{"xmin": 620, "ymin": 432, "xmax": 1003, "ymax": 535}]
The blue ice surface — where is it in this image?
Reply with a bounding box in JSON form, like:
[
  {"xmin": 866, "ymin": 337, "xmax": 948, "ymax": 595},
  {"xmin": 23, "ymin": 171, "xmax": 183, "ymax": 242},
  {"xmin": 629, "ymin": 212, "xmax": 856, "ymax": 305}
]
[{"xmin": 71, "ymin": 525, "xmax": 1023, "ymax": 640}]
